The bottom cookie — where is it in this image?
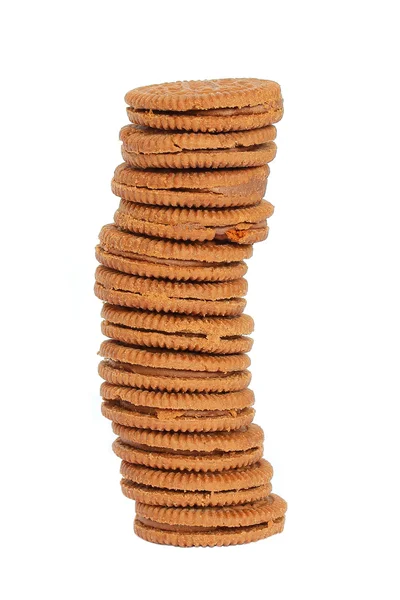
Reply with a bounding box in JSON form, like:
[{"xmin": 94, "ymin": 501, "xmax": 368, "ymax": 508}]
[{"xmin": 134, "ymin": 495, "xmax": 286, "ymax": 547}]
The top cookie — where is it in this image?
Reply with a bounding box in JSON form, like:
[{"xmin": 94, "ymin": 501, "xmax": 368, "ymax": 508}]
[{"xmin": 125, "ymin": 78, "xmax": 282, "ymax": 112}]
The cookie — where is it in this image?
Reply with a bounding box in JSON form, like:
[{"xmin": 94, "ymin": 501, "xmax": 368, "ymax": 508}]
[
  {"xmin": 98, "ymin": 339, "xmax": 251, "ymax": 397},
  {"xmin": 111, "ymin": 423, "xmax": 264, "ymax": 471},
  {"xmin": 134, "ymin": 495, "xmax": 286, "ymax": 546},
  {"xmin": 121, "ymin": 458, "xmax": 272, "ymax": 492},
  {"xmin": 120, "ymin": 124, "xmax": 277, "ymax": 170},
  {"xmin": 94, "ymin": 266, "xmax": 247, "ymax": 316},
  {"xmin": 98, "ymin": 224, "xmax": 253, "ymax": 263},
  {"xmin": 100, "ymin": 304, "xmax": 254, "ymax": 354},
  {"xmin": 120, "ymin": 459, "xmax": 273, "ymax": 506},
  {"xmin": 125, "ymin": 79, "xmax": 283, "ymax": 112},
  {"xmin": 102, "ymin": 384, "xmax": 255, "ymax": 431},
  {"xmin": 121, "ymin": 134, "xmax": 277, "ymax": 169},
  {"xmin": 98, "ymin": 340, "xmax": 250, "ymax": 373},
  {"xmin": 111, "ymin": 163, "xmax": 269, "ymax": 208},
  {"xmin": 125, "ymin": 79, "xmax": 283, "ymax": 133},
  {"xmin": 113, "ymin": 199, "xmax": 273, "ymax": 244},
  {"xmin": 95, "ymin": 244, "xmax": 248, "ymax": 283},
  {"xmin": 102, "ymin": 402, "xmax": 254, "ymax": 433},
  {"xmin": 121, "ymin": 479, "xmax": 272, "ymax": 508},
  {"xmin": 127, "ymin": 108, "xmax": 283, "ymax": 134},
  {"xmin": 120, "ymin": 124, "xmax": 276, "ymax": 152},
  {"xmin": 101, "ymin": 382, "xmax": 253, "ymax": 408},
  {"xmin": 99, "ymin": 360, "xmax": 251, "ymax": 393}
]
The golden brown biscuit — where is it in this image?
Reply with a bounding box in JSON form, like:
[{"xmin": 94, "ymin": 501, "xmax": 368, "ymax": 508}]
[
  {"xmin": 99, "ymin": 360, "xmax": 251, "ymax": 393},
  {"xmin": 100, "ymin": 304, "xmax": 254, "ymax": 354},
  {"xmin": 134, "ymin": 495, "xmax": 286, "ymax": 546},
  {"xmin": 111, "ymin": 163, "xmax": 269, "ymax": 208},
  {"xmin": 113, "ymin": 199, "xmax": 273, "ymax": 244},
  {"xmin": 110, "ymin": 423, "xmax": 264, "ymax": 471}
]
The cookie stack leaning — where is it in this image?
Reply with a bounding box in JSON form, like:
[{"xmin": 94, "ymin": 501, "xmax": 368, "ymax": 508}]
[{"xmin": 95, "ymin": 78, "xmax": 287, "ymax": 547}]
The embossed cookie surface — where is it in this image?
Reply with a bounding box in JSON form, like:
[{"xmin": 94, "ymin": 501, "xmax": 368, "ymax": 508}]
[
  {"xmin": 125, "ymin": 79, "xmax": 283, "ymax": 133},
  {"xmin": 125, "ymin": 78, "xmax": 283, "ymax": 112}
]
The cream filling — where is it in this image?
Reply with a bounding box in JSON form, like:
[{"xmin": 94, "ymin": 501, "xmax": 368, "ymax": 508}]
[
  {"xmin": 118, "ymin": 401, "xmax": 245, "ymax": 419},
  {"xmin": 120, "ymin": 441, "xmax": 258, "ymax": 456},
  {"xmin": 134, "ymin": 104, "xmax": 278, "ymax": 117},
  {"xmin": 103, "ymin": 321, "xmax": 244, "ymax": 342},
  {"xmin": 125, "ymin": 481, "xmax": 268, "ymax": 496},
  {"xmin": 100, "ymin": 245, "xmax": 240, "ymax": 267},
  {"xmin": 129, "ymin": 142, "xmax": 271, "ymax": 157},
  {"xmin": 113, "ymin": 179, "xmax": 266, "ymax": 198},
  {"xmin": 136, "ymin": 515, "xmax": 284, "ymax": 533},
  {"xmin": 106, "ymin": 360, "xmax": 236, "ymax": 378}
]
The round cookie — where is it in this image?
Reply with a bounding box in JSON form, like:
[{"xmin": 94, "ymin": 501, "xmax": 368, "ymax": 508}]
[
  {"xmin": 124, "ymin": 79, "xmax": 283, "ymax": 112},
  {"xmin": 102, "ymin": 402, "xmax": 254, "ymax": 433},
  {"xmin": 134, "ymin": 495, "xmax": 286, "ymax": 547},
  {"xmin": 101, "ymin": 382, "xmax": 254, "ymax": 410},
  {"xmin": 101, "ymin": 383, "xmax": 255, "ymax": 431},
  {"xmin": 95, "ymin": 265, "xmax": 247, "ymax": 316},
  {"xmin": 113, "ymin": 199, "xmax": 273, "ymax": 244},
  {"xmin": 95, "ymin": 244, "xmax": 248, "ymax": 283},
  {"xmin": 100, "ymin": 304, "xmax": 254, "ymax": 354},
  {"xmin": 125, "ymin": 79, "xmax": 283, "ymax": 133},
  {"xmin": 111, "ymin": 423, "xmax": 264, "ymax": 471},
  {"xmin": 98, "ymin": 340, "xmax": 250, "ymax": 373},
  {"xmin": 120, "ymin": 124, "xmax": 276, "ymax": 152},
  {"xmin": 98, "ymin": 360, "xmax": 251, "ymax": 394},
  {"xmin": 98, "ymin": 224, "xmax": 253, "ymax": 263},
  {"xmin": 122, "ymin": 479, "xmax": 271, "ymax": 508},
  {"xmin": 121, "ymin": 127, "xmax": 277, "ymax": 169},
  {"xmin": 111, "ymin": 163, "xmax": 269, "ymax": 208},
  {"xmin": 120, "ymin": 124, "xmax": 277, "ymax": 170},
  {"xmin": 98, "ymin": 339, "xmax": 251, "ymax": 398},
  {"xmin": 120, "ymin": 459, "xmax": 274, "ymax": 507},
  {"xmin": 128, "ymin": 108, "xmax": 283, "ymax": 133},
  {"xmin": 94, "ymin": 266, "xmax": 247, "ymax": 316}
]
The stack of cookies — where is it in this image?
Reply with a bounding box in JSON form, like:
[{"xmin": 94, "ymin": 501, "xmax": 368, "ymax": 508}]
[{"xmin": 95, "ymin": 78, "xmax": 287, "ymax": 547}]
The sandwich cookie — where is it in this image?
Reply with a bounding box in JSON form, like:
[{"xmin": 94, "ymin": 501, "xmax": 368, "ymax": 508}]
[
  {"xmin": 96, "ymin": 224, "xmax": 251, "ymax": 282},
  {"xmin": 120, "ymin": 124, "xmax": 277, "ymax": 169},
  {"xmin": 99, "ymin": 360, "xmax": 251, "ymax": 394},
  {"xmin": 94, "ymin": 266, "xmax": 247, "ymax": 316},
  {"xmin": 101, "ymin": 383, "xmax": 255, "ymax": 433},
  {"xmin": 134, "ymin": 495, "xmax": 287, "ymax": 547},
  {"xmin": 125, "ymin": 78, "xmax": 283, "ymax": 132},
  {"xmin": 120, "ymin": 459, "xmax": 273, "ymax": 507},
  {"xmin": 111, "ymin": 163, "xmax": 269, "ymax": 208},
  {"xmin": 114, "ymin": 199, "xmax": 273, "ymax": 244},
  {"xmin": 100, "ymin": 304, "xmax": 254, "ymax": 354},
  {"xmin": 111, "ymin": 423, "xmax": 264, "ymax": 471}
]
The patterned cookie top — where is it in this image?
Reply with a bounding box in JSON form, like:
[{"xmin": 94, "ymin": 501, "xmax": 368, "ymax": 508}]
[{"xmin": 125, "ymin": 78, "xmax": 282, "ymax": 112}]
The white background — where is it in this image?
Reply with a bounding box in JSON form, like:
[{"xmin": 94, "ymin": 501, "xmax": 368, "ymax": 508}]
[{"xmin": 1, "ymin": 1, "xmax": 399, "ymax": 598}]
